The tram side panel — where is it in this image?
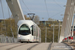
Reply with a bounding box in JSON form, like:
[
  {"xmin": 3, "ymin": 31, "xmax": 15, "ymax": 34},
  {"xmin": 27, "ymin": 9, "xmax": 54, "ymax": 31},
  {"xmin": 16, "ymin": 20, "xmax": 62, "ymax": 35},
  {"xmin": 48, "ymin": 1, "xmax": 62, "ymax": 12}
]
[{"xmin": 33, "ymin": 25, "xmax": 41, "ymax": 42}]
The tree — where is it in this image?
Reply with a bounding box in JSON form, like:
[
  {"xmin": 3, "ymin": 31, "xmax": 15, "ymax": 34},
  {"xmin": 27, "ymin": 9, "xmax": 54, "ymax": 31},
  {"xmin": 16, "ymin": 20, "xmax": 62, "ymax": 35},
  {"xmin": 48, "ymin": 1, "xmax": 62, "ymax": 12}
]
[
  {"xmin": 33, "ymin": 15, "xmax": 39, "ymax": 25},
  {"xmin": 39, "ymin": 21, "xmax": 62, "ymax": 42},
  {"xmin": 0, "ymin": 19, "xmax": 17, "ymax": 38}
]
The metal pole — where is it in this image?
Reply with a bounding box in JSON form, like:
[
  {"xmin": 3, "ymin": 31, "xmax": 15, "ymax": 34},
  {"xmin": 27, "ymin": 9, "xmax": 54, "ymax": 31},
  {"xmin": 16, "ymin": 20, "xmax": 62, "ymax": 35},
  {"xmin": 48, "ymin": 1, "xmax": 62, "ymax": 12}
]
[
  {"xmin": 1, "ymin": 22, "xmax": 2, "ymax": 43},
  {"xmin": 45, "ymin": 27, "xmax": 46, "ymax": 42},
  {"xmin": 45, "ymin": 27, "xmax": 47, "ymax": 43},
  {"xmin": 46, "ymin": 27, "xmax": 47, "ymax": 42},
  {"xmin": 53, "ymin": 24, "xmax": 54, "ymax": 43},
  {"xmin": 58, "ymin": 21, "xmax": 60, "ymax": 43}
]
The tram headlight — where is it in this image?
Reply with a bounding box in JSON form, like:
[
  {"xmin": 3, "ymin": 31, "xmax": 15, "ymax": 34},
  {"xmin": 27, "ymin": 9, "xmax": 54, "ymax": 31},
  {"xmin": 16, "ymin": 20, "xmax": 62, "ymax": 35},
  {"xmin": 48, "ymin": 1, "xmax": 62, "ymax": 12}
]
[{"xmin": 18, "ymin": 35, "xmax": 20, "ymax": 37}]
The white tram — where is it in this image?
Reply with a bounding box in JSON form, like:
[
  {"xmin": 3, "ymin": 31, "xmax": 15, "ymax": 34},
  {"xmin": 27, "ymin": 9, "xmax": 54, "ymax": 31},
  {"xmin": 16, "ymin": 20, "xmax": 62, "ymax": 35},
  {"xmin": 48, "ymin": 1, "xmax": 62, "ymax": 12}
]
[{"xmin": 17, "ymin": 20, "xmax": 41, "ymax": 43}]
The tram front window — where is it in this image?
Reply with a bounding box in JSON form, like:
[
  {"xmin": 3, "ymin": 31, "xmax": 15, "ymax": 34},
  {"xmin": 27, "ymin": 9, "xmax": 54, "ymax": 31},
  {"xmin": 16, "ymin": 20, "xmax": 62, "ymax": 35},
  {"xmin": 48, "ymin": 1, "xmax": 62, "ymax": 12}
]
[{"xmin": 19, "ymin": 24, "xmax": 30, "ymax": 35}]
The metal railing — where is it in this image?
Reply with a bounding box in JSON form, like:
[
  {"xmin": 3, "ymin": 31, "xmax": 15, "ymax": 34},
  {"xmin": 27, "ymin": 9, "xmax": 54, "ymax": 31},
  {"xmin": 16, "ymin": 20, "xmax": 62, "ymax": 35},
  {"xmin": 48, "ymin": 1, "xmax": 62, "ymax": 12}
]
[{"xmin": 0, "ymin": 35, "xmax": 17, "ymax": 43}]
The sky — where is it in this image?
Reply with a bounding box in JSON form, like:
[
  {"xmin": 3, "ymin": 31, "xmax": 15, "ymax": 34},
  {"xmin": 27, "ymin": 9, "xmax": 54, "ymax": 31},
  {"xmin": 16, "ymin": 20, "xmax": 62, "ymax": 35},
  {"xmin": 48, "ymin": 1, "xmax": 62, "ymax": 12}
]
[{"xmin": 0, "ymin": 0, "xmax": 67, "ymax": 21}]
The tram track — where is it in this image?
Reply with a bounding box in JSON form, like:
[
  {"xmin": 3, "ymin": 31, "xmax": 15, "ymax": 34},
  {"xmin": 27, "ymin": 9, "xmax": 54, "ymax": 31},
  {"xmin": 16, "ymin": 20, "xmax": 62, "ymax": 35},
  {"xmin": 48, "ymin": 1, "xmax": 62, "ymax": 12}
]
[
  {"xmin": 47, "ymin": 43, "xmax": 52, "ymax": 50},
  {"xmin": 0, "ymin": 43, "xmax": 19, "ymax": 47},
  {"xmin": 64, "ymin": 42, "xmax": 74, "ymax": 50},
  {"xmin": 7, "ymin": 43, "xmax": 27, "ymax": 50},
  {"xmin": 0, "ymin": 43, "xmax": 52, "ymax": 50},
  {"xmin": 27, "ymin": 43, "xmax": 52, "ymax": 50},
  {"xmin": 27, "ymin": 43, "xmax": 40, "ymax": 50}
]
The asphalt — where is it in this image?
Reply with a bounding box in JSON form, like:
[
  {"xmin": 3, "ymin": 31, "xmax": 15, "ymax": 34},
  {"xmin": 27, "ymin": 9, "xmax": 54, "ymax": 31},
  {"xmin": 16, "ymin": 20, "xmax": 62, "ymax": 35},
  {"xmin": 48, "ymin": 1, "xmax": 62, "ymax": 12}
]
[
  {"xmin": 51, "ymin": 43, "xmax": 73, "ymax": 50},
  {"xmin": 0, "ymin": 43, "xmax": 73, "ymax": 50}
]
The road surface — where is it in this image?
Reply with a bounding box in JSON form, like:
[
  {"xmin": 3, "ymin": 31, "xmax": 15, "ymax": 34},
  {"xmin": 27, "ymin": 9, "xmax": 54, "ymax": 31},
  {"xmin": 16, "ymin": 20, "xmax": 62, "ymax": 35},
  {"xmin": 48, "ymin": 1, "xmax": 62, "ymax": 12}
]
[
  {"xmin": 0, "ymin": 43, "xmax": 52, "ymax": 50},
  {"xmin": 0, "ymin": 43, "xmax": 73, "ymax": 50},
  {"xmin": 51, "ymin": 43, "xmax": 73, "ymax": 50}
]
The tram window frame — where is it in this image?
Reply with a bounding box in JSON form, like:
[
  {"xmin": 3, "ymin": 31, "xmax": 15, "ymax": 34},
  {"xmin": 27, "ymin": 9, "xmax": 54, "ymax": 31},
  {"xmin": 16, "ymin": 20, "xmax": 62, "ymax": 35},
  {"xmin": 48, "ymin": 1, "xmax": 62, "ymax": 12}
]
[{"xmin": 31, "ymin": 25, "xmax": 33, "ymax": 35}]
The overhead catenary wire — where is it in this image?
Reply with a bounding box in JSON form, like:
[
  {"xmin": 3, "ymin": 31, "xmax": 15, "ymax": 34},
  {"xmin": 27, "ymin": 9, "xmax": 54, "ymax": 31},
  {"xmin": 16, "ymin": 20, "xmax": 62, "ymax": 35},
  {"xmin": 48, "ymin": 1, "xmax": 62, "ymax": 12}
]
[
  {"xmin": 53, "ymin": 0, "xmax": 64, "ymax": 9},
  {"xmin": 44, "ymin": 0, "xmax": 50, "ymax": 18},
  {"xmin": 21, "ymin": 0, "xmax": 31, "ymax": 12},
  {"xmin": 50, "ymin": 10, "xmax": 64, "ymax": 21},
  {"xmin": 50, "ymin": 0, "xmax": 65, "ymax": 20},
  {"xmin": 50, "ymin": 10, "xmax": 64, "ymax": 18}
]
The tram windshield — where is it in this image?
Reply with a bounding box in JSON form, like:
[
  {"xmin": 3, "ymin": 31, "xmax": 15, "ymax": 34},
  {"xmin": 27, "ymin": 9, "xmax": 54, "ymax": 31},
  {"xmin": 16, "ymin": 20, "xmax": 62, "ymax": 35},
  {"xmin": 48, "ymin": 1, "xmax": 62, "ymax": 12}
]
[{"xmin": 19, "ymin": 24, "xmax": 30, "ymax": 35}]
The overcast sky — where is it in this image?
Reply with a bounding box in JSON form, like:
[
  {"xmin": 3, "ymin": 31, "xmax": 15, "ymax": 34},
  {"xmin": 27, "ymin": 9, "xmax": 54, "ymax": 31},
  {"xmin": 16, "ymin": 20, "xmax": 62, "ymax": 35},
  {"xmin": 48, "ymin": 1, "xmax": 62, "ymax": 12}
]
[{"xmin": 0, "ymin": 0, "xmax": 67, "ymax": 21}]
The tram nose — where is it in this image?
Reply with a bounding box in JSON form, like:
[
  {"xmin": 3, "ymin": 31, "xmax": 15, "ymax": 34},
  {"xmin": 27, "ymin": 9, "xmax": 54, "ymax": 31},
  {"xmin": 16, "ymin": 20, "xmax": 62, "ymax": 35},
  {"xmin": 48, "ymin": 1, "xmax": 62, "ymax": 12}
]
[{"xmin": 18, "ymin": 34, "xmax": 31, "ymax": 39}]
